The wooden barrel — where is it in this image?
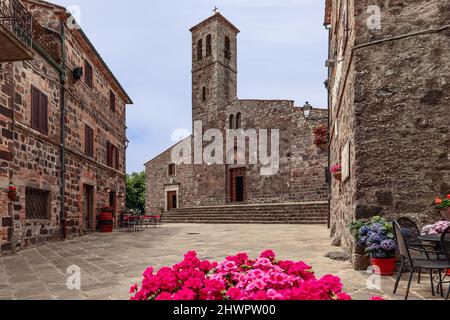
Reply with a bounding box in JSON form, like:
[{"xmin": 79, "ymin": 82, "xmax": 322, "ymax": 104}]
[{"xmin": 98, "ymin": 211, "xmax": 114, "ymax": 233}]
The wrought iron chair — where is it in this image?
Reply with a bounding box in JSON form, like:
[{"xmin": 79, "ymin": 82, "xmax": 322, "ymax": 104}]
[
  {"xmin": 396, "ymin": 217, "xmax": 443, "ymax": 284},
  {"xmin": 440, "ymin": 227, "xmax": 450, "ymax": 300},
  {"xmin": 393, "ymin": 221, "xmax": 450, "ymax": 300}
]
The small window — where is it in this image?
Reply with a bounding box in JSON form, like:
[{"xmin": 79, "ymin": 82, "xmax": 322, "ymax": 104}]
[
  {"xmin": 168, "ymin": 164, "xmax": 176, "ymax": 177},
  {"xmin": 229, "ymin": 114, "xmax": 235, "ymax": 129},
  {"xmin": 31, "ymin": 86, "xmax": 48, "ymax": 134},
  {"xmin": 197, "ymin": 38, "xmax": 203, "ymax": 61},
  {"xmin": 110, "ymin": 90, "xmax": 116, "ymax": 113},
  {"xmin": 85, "ymin": 60, "xmax": 93, "ymax": 88},
  {"xmin": 25, "ymin": 188, "xmax": 51, "ymax": 220},
  {"xmin": 224, "ymin": 36, "xmax": 231, "ymax": 59},
  {"xmin": 206, "ymin": 34, "xmax": 212, "ymax": 56},
  {"xmin": 107, "ymin": 141, "xmax": 119, "ymax": 170},
  {"xmin": 85, "ymin": 125, "xmax": 94, "ymax": 157},
  {"xmin": 202, "ymin": 86, "xmax": 206, "ymax": 102},
  {"xmin": 236, "ymin": 113, "xmax": 242, "ymax": 129}
]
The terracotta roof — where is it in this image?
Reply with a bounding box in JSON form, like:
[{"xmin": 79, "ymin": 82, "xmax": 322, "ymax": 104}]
[{"xmin": 190, "ymin": 12, "xmax": 240, "ymax": 34}]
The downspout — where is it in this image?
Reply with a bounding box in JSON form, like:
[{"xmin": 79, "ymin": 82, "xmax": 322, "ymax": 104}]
[
  {"xmin": 326, "ymin": 25, "xmax": 332, "ymax": 230},
  {"xmin": 59, "ymin": 20, "xmax": 67, "ymax": 240}
]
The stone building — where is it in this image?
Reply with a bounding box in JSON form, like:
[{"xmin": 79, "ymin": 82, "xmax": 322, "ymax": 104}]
[
  {"xmin": 145, "ymin": 13, "xmax": 329, "ymax": 224},
  {"xmin": 325, "ymin": 0, "xmax": 450, "ymax": 267},
  {"xmin": 0, "ymin": 0, "xmax": 132, "ymax": 255}
]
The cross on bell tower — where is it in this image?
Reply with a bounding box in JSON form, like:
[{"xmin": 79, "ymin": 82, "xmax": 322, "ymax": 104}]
[{"xmin": 213, "ymin": 6, "xmax": 219, "ymax": 14}]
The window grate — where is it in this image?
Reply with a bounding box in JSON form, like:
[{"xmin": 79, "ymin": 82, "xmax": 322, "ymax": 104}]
[{"xmin": 25, "ymin": 188, "xmax": 50, "ymax": 220}]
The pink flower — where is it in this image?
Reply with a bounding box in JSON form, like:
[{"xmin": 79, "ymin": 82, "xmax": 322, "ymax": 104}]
[
  {"xmin": 370, "ymin": 296, "xmax": 384, "ymax": 300},
  {"xmin": 260, "ymin": 250, "xmax": 276, "ymax": 261},
  {"xmin": 227, "ymin": 287, "xmax": 245, "ymax": 300},
  {"xmin": 173, "ymin": 288, "xmax": 196, "ymax": 300},
  {"xmin": 155, "ymin": 292, "xmax": 173, "ymax": 300},
  {"xmin": 320, "ymin": 275, "xmax": 343, "ymax": 294},
  {"xmin": 143, "ymin": 267, "xmax": 154, "ymax": 277},
  {"xmin": 129, "ymin": 284, "xmax": 138, "ymax": 294},
  {"xmin": 336, "ymin": 293, "xmax": 352, "ymax": 300}
]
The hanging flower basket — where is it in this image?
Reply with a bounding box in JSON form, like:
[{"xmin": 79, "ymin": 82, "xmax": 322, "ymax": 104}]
[
  {"xmin": 7, "ymin": 185, "xmax": 17, "ymax": 201},
  {"xmin": 330, "ymin": 164, "xmax": 342, "ymax": 182},
  {"xmin": 433, "ymin": 195, "xmax": 450, "ymax": 221}
]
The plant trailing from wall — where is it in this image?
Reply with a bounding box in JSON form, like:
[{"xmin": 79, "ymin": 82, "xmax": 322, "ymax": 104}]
[
  {"xmin": 7, "ymin": 183, "xmax": 17, "ymax": 201},
  {"xmin": 330, "ymin": 164, "xmax": 342, "ymax": 182},
  {"xmin": 434, "ymin": 195, "xmax": 450, "ymax": 221},
  {"xmin": 312, "ymin": 124, "xmax": 328, "ymax": 151},
  {"xmin": 349, "ymin": 216, "xmax": 397, "ymax": 275}
]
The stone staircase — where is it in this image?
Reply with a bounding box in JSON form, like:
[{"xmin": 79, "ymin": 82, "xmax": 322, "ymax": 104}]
[{"xmin": 163, "ymin": 202, "xmax": 328, "ymax": 225}]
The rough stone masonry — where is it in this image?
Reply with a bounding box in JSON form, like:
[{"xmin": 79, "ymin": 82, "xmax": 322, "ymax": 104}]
[
  {"xmin": 0, "ymin": 0, "xmax": 132, "ymax": 255},
  {"xmin": 325, "ymin": 0, "xmax": 450, "ymax": 268}
]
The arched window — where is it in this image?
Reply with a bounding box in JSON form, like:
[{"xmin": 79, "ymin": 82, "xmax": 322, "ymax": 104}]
[
  {"xmin": 229, "ymin": 114, "xmax": 235, "ymax": 129},
  {"xmin": 224, "ymin": 36, "xmax": 231, "ymax": 59},
  {"xmin": 197, "ymin": 38, "xmax": 203, "ymax": 61},
  {"xmin": 236, "ymin": 113, "xmax": 242, "ymax": 129},
  {"xmin": 206, "ymin": 34, "xmax": 212, "ymax": 57},
  {"xmin": 202, "ymin": 86, "xmax": 206, "ymax": 102}
]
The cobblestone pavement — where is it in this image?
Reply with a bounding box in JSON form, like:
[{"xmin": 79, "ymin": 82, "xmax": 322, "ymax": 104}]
[{"xmin": 0, "ymin": 224, "xmax": 445, "ymax": 300}]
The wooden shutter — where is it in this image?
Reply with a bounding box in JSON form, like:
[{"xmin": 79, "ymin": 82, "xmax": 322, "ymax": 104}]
[
  {"xmin": 85, "ymin": 126, "xmax": 94, "ymax": 157},
  {"xmin": 106, "ymin": 141, "xmax": 111, "ymax": 166},
  {"xmin": 115, "ymin": 146, "xmax": 119, "ymax": 170},
  {"xmin": 39, "ymin": 93, "xmax": 48, "ymax": 134},
  {"xmin": 31, "ymin": 87, "xmax": 40, "ymax": 131},
  {"xmin": 110, "ymin": 90, "xmax": 116, "ymax": 113}
]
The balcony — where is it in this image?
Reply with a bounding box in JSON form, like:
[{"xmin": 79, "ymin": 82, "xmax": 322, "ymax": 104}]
[{"xmin": 0, "ymin": 0, "xmax": 33, "ymax": 62}]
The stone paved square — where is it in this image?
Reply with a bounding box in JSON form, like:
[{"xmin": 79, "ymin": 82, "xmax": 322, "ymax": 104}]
[{"xmin": 0, "ymin": 224, "xmax": 444, "ymax": 300}]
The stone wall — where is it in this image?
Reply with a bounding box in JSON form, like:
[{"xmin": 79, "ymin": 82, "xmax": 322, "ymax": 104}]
[
  {"xmin": 1, "ymin": 1, "xmax": 130, "ymax": 255},
  {"xmin": 327, "ymin": 0, "xmax": 450, "ymax": 268}
]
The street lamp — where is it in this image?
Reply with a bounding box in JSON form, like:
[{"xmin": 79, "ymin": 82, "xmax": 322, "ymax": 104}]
[{"xmin": 302, "ymin": 102, "xmax": 313, "ymax": 120}]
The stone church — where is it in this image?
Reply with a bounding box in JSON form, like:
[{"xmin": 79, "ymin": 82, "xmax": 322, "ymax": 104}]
[{"xmin": 145, "ymin": 13, "xmax": 329, "ymax": 224}]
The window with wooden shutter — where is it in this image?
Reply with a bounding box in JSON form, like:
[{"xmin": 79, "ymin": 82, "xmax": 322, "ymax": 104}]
[
  {"xmin": 85, "ymin": 125, "xmax": 94, "ymax": 157},
  {"xmin": 106, "ymin": 141, "xmax": 119, "ymax": 170},
  {"xmin": 85, "ymin": 60, "xmax": 93, "ymax": 88},
  {"xmin": 31, "ymin": 86, "xmax": 48, "ymax": 134},
  {"xmin": 110, "ymin": 90, "xmax": 116, "ymax": 113}
]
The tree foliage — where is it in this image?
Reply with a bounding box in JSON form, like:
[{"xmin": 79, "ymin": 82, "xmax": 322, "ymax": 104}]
[{"xmin": 126, "ymin": 171, "xmax": 146, "ymax": 212}]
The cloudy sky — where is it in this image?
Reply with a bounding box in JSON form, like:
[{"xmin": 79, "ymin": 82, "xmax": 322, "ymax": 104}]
[{"xmin": 54, "ymin": 0, "xmax": 329, "ymax": 173}]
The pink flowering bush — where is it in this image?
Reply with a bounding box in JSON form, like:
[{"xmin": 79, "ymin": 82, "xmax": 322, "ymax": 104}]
[
  {"xmin": 130, "ymin": 250, "xmax": 360, "ymax": 301},
  {"xmin": 421, "ymin": 221, "xmax": 450, "ymax": 235}
]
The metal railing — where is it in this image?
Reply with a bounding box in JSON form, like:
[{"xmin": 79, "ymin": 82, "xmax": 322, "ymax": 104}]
[{"xmin": 0, "ymin": 0, "xmax": 32, "ymax": 49}]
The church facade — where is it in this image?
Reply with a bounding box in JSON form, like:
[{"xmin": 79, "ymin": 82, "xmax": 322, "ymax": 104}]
[{"xmin": 145, "ymin": 13, "xmax": 329, "ymax": 223}]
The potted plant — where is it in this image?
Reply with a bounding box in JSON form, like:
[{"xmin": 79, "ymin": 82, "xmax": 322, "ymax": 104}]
[
  {"xmin": 434, "ymin": 195, "xmax": 450, "ymax": 221},
  {"xmin": 350, "ymin": 216, "xmax": 397, "ymax": 275},
  {"xmin": 330, "ymin": 164, "xmax": 342, "ymax": 182},
  {"xmin": 7, "ymin": 183, "xmax": 17, "ymax": 201},
  {"xmin": 313, "ymin": 124, "xmax": 328, "ymax": 151}
]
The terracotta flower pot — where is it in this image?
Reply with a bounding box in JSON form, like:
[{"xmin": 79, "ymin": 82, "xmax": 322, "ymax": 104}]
[
  {"xmin": 370, "ymin": 258, "xmax": 397, "ymax": 276},
  {"xmin": 332, "ymin": 171, "xmax": 342, "ymax": 182},
  {"xmin": 440, "ymin": 208, "xmax": 450, "ymax": 221},
  {"xmin": 317, "ymin": 143, "xmax": 328, "ymax": 151}
]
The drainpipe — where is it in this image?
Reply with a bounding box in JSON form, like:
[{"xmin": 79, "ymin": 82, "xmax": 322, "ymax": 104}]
[{"xmin": 59, "ymin": 20, "xmax": 67, "ymax": 240}]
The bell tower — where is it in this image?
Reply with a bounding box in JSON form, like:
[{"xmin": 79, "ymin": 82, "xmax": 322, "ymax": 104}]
[{"xmin": 190, "ymin": 12, "xmax": 239, "ymax": 127}]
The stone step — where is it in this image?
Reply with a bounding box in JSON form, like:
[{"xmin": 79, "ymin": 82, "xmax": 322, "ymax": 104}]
[{"xmin": 161, "ymin": 202, "xmax": 328, "ymax": 225}]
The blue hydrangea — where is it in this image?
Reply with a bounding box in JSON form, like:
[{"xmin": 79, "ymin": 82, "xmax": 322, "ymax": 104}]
[{"xmin": 380, "ymin": 239, "xmax": 397, "ymax": 252}]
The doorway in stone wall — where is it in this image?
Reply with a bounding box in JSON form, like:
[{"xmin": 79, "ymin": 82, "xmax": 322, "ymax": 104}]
[
  {"xmin": 83, "ymin": 185, "xmax": 94, "ymax": 230},
  {"xmin": 109, "ymin": 191, "xmax": 117, "ymax": 222},
  {"xmin": 229, "ymin": 168, "xmax": 246, "ymax": 203},
  {"xmin": 167, "ymin": 191, "xmax": 178, "ymax": 210}
]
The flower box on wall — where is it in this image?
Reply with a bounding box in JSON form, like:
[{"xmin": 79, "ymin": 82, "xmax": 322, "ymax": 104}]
[{"xmin": 330, "ymin": 164, "xmax": 342, "ymax": 182}]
